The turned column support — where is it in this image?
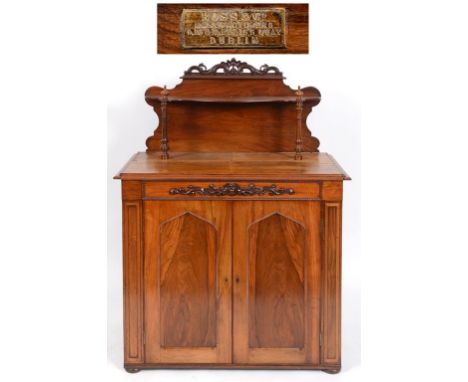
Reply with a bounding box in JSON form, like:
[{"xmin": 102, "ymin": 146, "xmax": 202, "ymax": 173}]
[
  {"xmin": 295, "ymin": 86, "xmax": 304, "ymax": 160},
  {"xmin": 160, "ymin": 86, "xmax": 169, "ymax": 159}
]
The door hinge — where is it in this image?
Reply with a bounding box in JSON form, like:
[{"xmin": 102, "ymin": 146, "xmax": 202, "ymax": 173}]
[
  {"xmin": 319, "ymin": 332, "xmax": 323, "ymax": 347},
  {"xmin": 143, "ymin": 329, "xmax": 146, "ymax": 345}
]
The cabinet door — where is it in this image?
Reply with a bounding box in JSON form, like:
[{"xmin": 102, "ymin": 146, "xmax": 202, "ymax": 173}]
[
  {"xmin": 233, "ymin": 201, "xmax": 321, "ymax": 364},
  {"xmin": 144, "ymin": 201, "xmax": 232, "ymax": 363}
]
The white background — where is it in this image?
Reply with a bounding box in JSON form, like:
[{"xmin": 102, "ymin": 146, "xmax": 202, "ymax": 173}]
[{"xmin": 1, "ymin": 1, "xmax": 467, "ymax": 382}]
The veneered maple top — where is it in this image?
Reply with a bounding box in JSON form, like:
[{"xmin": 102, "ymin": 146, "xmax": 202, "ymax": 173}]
[{"xmin": 115, "ymin": 152, "xmax": 350, "ymax": 181}]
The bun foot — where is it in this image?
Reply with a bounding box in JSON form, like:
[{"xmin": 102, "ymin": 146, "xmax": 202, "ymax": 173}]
[
  {"xmin": 322, "ymin": 367, "xmax": 341, "ymax": 374},
  {"xmin": 125, "ymin": 367, "xmax": 141, "ymax": 373}
]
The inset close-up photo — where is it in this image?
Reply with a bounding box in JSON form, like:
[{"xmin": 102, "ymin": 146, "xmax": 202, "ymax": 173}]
[{"xmin": 157, "ymin": 3, "xmax": 309, "ymax": 54}]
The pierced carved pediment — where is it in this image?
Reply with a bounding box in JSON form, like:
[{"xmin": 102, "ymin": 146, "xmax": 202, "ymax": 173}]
[{"xmin": 184, "ymin": 58, "xmax": 283, "ymax": 77}]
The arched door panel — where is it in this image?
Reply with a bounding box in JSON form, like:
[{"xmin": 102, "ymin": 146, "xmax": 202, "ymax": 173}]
[{"xmin": 233, "ymin": 201, "xmax": 321, "ymax": 365}]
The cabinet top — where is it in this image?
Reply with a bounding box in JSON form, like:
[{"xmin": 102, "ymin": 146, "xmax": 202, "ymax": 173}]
[{"xmin": 114, "ymin": 152, "xmax": 350, "ymax": 181}]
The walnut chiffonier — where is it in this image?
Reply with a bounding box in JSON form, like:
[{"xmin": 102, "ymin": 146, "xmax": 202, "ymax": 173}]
[{"xmin": 114, "ymin": 59, "xmax": 350, "ymax": 374}]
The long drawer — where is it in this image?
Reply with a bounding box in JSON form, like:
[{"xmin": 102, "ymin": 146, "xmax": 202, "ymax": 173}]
[{"xmin": 143, "ymin": 181, "xmax": 321, "ymax": 200}]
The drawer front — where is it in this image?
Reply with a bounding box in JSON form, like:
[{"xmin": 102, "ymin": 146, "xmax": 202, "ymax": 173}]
[{"xmin": 144, "ymin": 181, "xmax": 320, "ymax": 200}]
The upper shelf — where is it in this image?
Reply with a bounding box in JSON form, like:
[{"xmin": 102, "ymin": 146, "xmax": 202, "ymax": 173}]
[
  {"xmin": 144, "ymin": 58, "xmax": 322, "ymax": 156},
  {"xmin": 145, "ymin": 58, "xmax": 321, "ymax": 108},
  {"xmin": 145, "ymin": 95, "xmax": 320, "ymax": 103}
]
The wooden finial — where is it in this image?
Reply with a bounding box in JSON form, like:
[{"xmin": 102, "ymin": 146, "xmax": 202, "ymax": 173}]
[{"xmin": 295, "ymin": 86, "xmax": 304, "ymax": 160}]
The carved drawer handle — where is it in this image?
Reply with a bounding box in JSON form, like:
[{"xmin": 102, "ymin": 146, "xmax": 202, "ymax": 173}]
[{"xmin": 169, "ymin": 183, "xmax": 295, "ymax": 196}]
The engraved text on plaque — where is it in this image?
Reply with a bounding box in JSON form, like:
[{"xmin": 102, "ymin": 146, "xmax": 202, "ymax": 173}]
[{"xmin": 181, "ymin": 8, "xmax": 286, "ymax": 49}]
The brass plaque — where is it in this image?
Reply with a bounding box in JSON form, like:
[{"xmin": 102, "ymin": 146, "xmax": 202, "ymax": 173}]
[{"xmin": 181, "ymin": 8, "xmax": 286, "ymax": 49}]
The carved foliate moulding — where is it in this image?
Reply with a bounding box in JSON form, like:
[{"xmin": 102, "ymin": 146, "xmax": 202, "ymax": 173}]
[
  {"xmin": 169, "ymin": 183, "xmax": 295, "ymax": 196},
  {"xmin": 183, "ymin": 58, "xmax": 283, "ymax": 78}
]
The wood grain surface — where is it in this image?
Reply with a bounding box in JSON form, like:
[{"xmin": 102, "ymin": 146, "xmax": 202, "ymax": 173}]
[
  {"xmin": 144, "ymin": 201, "xmax": 232, "ymax": 363},
  {"xmin": 115, "ymin": 152, "xmax": 351, "ymax": 181},
  {"xmin": 122, "ymin": 201, "xmax": 144, "ymax": 363},
  {"xmin": 248, "ymin": 213, "xmax": 306, "ymax": 349},
  {"xmin": 233, "ymin": 201, "xmax": 321, "ymax": 364},
  {"xmin": 321, "ymin": 202, "xmax": 342, "ymax": 367},
  {"xmin": 159, "ymin": 213, "xmax": 217, "ymax": 348}
]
